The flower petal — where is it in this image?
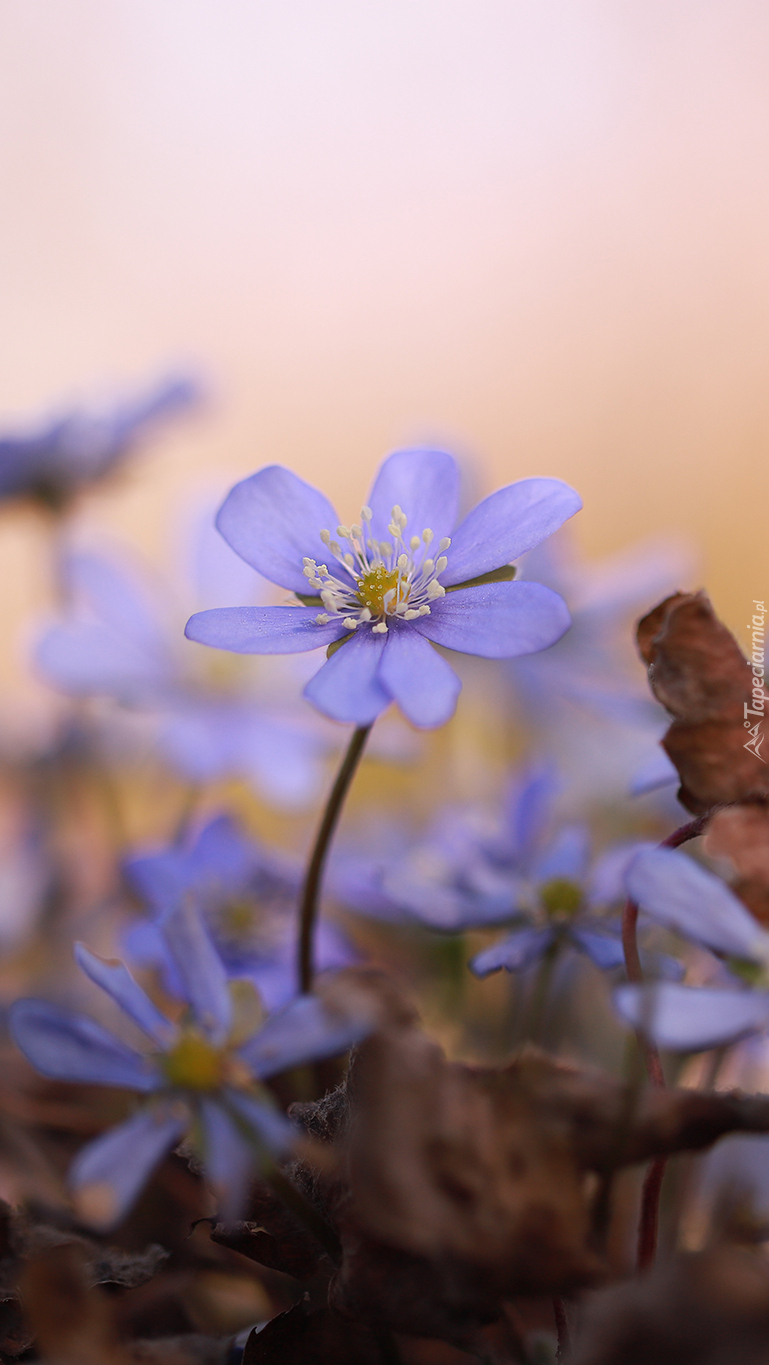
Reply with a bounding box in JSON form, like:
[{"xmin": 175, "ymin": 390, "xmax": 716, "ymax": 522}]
[
  {"xmin": 469, "ymin": 927, "xmax": 555, "ymax": 977},
  {"xmin": 569, "ymin": 928, "xmax": 625, "ymax": 971},
  {"xmin": 614, "ymin": 983, "xmax": 769, "ymax": 1051},
  {"xmin": 239, "ymin": 993, "xmax": 374, "ymax": 1079},
  {"xmin": 70, "ymin": 1104, "xmax": 186, "ymax": 1229},
  {"xmin": 626, "ymin": 846, "xmax": 769, "ymax": 962},
  {"xmin": 74, "ymin": 944, "xmax": 177, "ymax": 1048},
  {"xmin": 9, "ymin": 999, "xmax": 158, "ymax": 1090},
  {"xmin": 504, "ymin": 765, "xmax": 558, "ymax": 870},
  {"xmin": 185, "ymin": 605, "xmax": 344, "ymax": 654},
  {"xmin": 215, "ymin": 466, "xmax": 340, "ymax": 594},
  {"xmin": 160, "ymin": 901, "xmax": 232, "ymax": 1044},
  {"xmin": 198, "ymin": 1098, "xmax": 255, "ymax": 1219},
  {"xmin": 303, "ymin": 629, "xmax": 390, "ymax": 724},
  {"xmin": 442, "ymin": 478, "xmax": 582, "ymax": 586},
  {"xmin": 414, "ymin": 581, "xmax": 571, "ymax": 658},
  {"xmin": 365, "ymin": 448, "xmax": 459, "ymax": 547},
  {"xmin": 222, "ymin": 1090, "xmax": 296, "ymax": 1159},
  {"xmin": 532, "ymin": 824, "xmax": 591, "ymax": 883},
  {"xmin": 378, "ymin": 625, "xmax": 461, "ymax": 728}
]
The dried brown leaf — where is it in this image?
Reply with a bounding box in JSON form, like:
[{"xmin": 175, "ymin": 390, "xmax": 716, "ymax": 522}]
[
  {"xmin": 636, "ymin": 592, "xmax": 769, "ymax": 813},
  {"xmin": 570, "ymin": 1244, "xmax": 769, "ymax": 1365},
  {"xmin": 706, "ymin": 803, "xmax": 769, "ymax": 924},
  {"xmin": 242, "ymin": 1301, "xmax": 387, "ymax": 1364}
]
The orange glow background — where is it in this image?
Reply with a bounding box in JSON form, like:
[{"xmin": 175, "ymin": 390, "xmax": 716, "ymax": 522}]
[{"xmin": 1, "ymin": 1, "xmax": 767, "ymax": 717}]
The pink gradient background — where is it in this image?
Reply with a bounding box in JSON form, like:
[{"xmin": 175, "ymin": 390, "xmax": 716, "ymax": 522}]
[{"xmin": 0, "ymin": 2, "xmax": 767, "ymax": 718}]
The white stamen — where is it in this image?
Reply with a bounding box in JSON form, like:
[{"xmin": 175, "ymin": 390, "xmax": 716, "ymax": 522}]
[
  {"xmin": 359, "ymin": 607, "xmax": 372, "ymax": 621},
  {"xmin": 351, "ymin": 524, "xmax": 362, "ymax": 539},
  {"xmin": 410, "ymin": 536, "xmax": 421, "ymax": 551},
  {"xmin": 435, "ymin": 555, "xmax": 448, "ymax": 574},
  {"xmin": 361, "ymin": 505, "xmax": 372, "ymax": 521},
  {"xmin": 422, "ymin": 528, "xmax": 433, "ymax": 545},
  {"xmin": 388, "ymin": 522, "xmax": 400, "ymax": 538},
  {"xmin": 418, "ymin": 604, "xmax": 431, "ymax": 615},
  {"xmin": 438, "ymin": 537, "xmax": 451, "ymax": 552},
  {"xmin": 330, "ymin": 541, "xmax": 341, "ymax": 557},
  {"xmin": 344, "ymin": 553, "xmax": 354, "ymax": 567},
  {"xmin": 426, "ymin": 580, "xmax": 445, "ymax": 599},
  {"xmin": 315, "ymin": 613, "xmax": 330, "ymax": 624},
  {"xmin": 379, "ymin": 541, "xmax": 392, "ymax": 556},
  {"xmin": 372, "ymin": 621, "xmax": 388, "ymax": 633},
  {"xmin": 422, "ymin": 558, "xmax": 434, "ymax": 575},
  {"xmin": 397, "ymin": 553, "xmax": 409, "ymax": 570},
  {"xmin": 343, "ymin": 617, "xmax": 358, "ymax": 630},
  {"xmin": 337, "ymin": 525, "xmax": 350, "ymax": 539},
  {"xmin": 403, "ymin": 608, "xmax": 419, "ymax": 620},
  {"xmin": 320, "ymin": 530, "xmax": 331, "ymax": 546}
]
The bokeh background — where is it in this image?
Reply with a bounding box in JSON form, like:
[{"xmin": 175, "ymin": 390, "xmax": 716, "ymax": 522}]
[{"xmin": 1, "ymin": 0, "xmax": 767, "ymax": 725}]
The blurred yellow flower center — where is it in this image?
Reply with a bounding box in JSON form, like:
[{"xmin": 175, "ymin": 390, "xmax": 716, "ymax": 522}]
[
  {"xmin": 539, "ymin": 876, "xmax": 583, "ymax": 920},
  {"xmin": 162, "ymin": 1030, "xmax": 224, "ymax": 1091},
  {"xmin": 357, "ymin": 565, "xmax": 405, "ymax": 617},
  {"xmin": 219, "ymin": 899, "xmax": 256, "ymax": 938}
]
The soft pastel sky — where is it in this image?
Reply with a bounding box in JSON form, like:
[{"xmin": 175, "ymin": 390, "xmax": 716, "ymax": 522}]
[{"xmin": 1, "ymin": 0, "xmax": 767, "ymax": 714}]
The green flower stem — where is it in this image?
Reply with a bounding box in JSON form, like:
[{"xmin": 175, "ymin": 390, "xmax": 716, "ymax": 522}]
[
  {"xmin": 298, "ymin": 723, "xmax": 372, "ymax": 993},
  {"xmin": 526, "ymin": 940, "xmax": 559, "ymax": 1044}
]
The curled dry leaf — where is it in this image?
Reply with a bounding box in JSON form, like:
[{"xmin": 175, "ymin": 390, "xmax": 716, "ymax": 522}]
[
  {"xmin": 636, "ymin": 592, "xmax": 769, "ymax": 813},
  {"xmin": 222, "ymin": 972, "xmax": 769, "ymax": 1344},
  {"xmin": 706, "ymin": 803, "xmax": 769, "ymax": 925},
  {"xmin": 570, "ymin": 1244, "xmax": 769, "ymax": 1365}
]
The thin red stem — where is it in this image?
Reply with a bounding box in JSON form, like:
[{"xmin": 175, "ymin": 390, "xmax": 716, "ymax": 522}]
[
  {"xmin": 622, "ymin": 813, "xmax": 712, "ymax": 1269},
  {"xmin": 553, "ymin": 1297, "xmax": 570, "ymax": 1360}
]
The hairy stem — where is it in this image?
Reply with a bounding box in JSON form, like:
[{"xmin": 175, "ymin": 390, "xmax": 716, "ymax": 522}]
[{"xmin": 298, "ymin": 724, "xmax": 372, "ymax": 993}]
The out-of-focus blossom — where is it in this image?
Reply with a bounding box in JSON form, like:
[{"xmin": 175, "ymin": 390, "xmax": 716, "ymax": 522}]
[
  {"xmin": 9, "ymin": 905, "xmax": 372, "ymax": 1227},
  {"xmin": 185, "ymin": 449, "xmax": 580, "ymax": 728},
  {"xmin": 0, "ymin": 375, "xmax": 200, "ymax": 510},
  {"xmin": 35, "ymin": 519, "xmax": 336, "ymax": 809},
  {"xmin": 124, "ymin": 814, "xmax": 354, "ymax": 1009},
  {"xmin": 335, "ymin": 767, "xmax": 657, "ymax": 976},
  {"xmin": 614, "ymin": 846, "xmax": 769, "ymax": 1052},
  {"xmin": 506, "ymin": 530, "xmax": 694, "ymax": 797}
]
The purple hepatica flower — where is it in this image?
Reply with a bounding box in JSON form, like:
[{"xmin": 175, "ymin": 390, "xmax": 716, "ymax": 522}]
[
  {"xmin": 124, "ymin": 814, "xmax": 354, "ymax": 1010},
  {"xmin": 0, "ymin": 375, "xmax": 200, "ymax": 510},
  {"xmin": 184, "ymin": 450, "xmax": 580, "ymax": 728},
  {"xmin": 614, "ymin": 846, "xmax": 769, "ymax": 1052},
  {"xmin": 9, "ymin": 905, "xmax": 371, "ymax": 1229},
  {"xmin": 335, "ymin": 767, "xmax": 660, "ymax": 976},
  {"xmin": 35, "ymin": 532, "xmax": 333, "ymax": 810}
]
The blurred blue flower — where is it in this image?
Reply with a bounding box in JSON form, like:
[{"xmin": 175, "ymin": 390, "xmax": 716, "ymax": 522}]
[
  {"xmin": 185, "ymin": 449, "xmax": 581, "ymax": 728},
  {"xmin": 35, "ymin": 516, "xmax": 337, "ymax": 809},
  {"xmin": 0, "ymin": 375, "xmax": 200, "ymax": 509},
  {"xmin": 507, "ymin": 530, "xmax": 693, "ymax": 798},
  {"xmin": 9, "ymin": 904, "xmax": 371, "ymax": 1227},
  {"xmin": 125, "ymin": 814, "xmax": 354, "ymax": 1009},
  {"xmin": 335, "ymin": 767, "xmax": 659, "ymax": 976},
  {"xmin": 614, "ymin": 846, "xmax": 769, "ymax": 1051}
]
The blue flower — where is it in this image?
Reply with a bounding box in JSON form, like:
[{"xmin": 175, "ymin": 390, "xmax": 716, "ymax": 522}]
[
  {"xmin": 9, "ymin": 903, "xmax": 372, "ymax": 1228},
  {"xmin": 0, "ymin": 375, "xmax": 200, "ymax": 509},
  {"xmin": 614, "ymin": 846, "xmax": 769, "ymax": 1052},
  {"xmin": 335, "ymin": 767, "xmax": 658, "ymax": 975},
  {"xmin": 35, "ymin": 518, "xmax": 337, "ymax": 810},
  {"xmin": 124, "ymin": 814, "xmax": 354, "ymax": 1009},
  {"xmin": 185, "ymin": 450, "xmax": 580, "ymax": 727}
]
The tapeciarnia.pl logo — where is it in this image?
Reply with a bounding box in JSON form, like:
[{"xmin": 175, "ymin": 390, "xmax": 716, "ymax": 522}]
[{"xmin": 744, "ymin": 599, "xmax": 766, "ymax": 763}]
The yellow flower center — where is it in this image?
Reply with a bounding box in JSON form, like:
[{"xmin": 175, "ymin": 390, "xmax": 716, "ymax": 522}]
[
  {"xmin": 356, "ymin": 565, "xmax": 406, "ymax": 617},
  {"xmin": 219, "ymin": 899, "xmax": 256, "ymax": 939},
  {"xmin": 539, "ymin": 876, "xmax": 583, "ymax": 921},
  {"xmin": 162, "ymin": 1030, "xmax": 225, "ymax": 1091}
]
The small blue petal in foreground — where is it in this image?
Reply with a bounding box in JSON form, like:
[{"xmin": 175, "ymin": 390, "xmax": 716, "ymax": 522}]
[
  {"xmin": 185, "ymin": 450, "xmax": 581, "ymax": 727},
  {"xmin": 625, "ymin": 846, "xmax": 769, "ymax": 965},
  {"xmin": 614, "ymin": 982, "xmax": 769, "ymax": 1052}
]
